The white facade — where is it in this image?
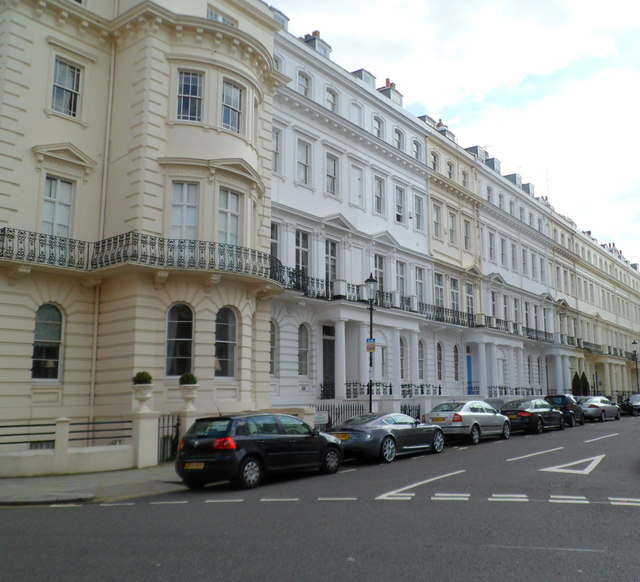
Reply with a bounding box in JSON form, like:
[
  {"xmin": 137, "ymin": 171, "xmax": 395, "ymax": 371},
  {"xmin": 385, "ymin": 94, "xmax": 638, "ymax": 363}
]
[{"xmin": 1, "ymin": 0, "xmax": 639, "ymax": 464}]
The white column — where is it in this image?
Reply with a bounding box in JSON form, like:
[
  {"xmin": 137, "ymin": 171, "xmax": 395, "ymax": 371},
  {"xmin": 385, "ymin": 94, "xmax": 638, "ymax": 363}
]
[
  {"xmin": 392, "ymin": 327, "xmax": 401, "ymax": 395},
  {"xmin": 359, "ymin": 323, "xmax": 369, "ymax": 387},
  {"xmin": 410, "ymin": 330, "xmax": 419, "ymax": 384},
  {"xmin": 477, "ymin": 342, "xmax": 487, "ymax": 395},
  {"xmin": 488, "ymin": 343, "xmax": 497, "ymax": 388},
  {"xmin": 516, "ymin": 348, "xmax": 524, "ymax": 387},
  {"xmin": 335, "ymin": 319, "xmax": 346, "ymax": 400},
  {"xmin": 554, "ymin": 354, "xmax": 562, "ymax": 393}
]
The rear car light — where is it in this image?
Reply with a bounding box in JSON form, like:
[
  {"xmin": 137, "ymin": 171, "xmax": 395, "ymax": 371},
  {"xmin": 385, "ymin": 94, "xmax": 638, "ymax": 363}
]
[
  {"xmin": 212, "ymin": 436, "xmax": 237, "ymax": 450},
  {"xmin": 589, "ymin": 404, "xmax": 599, "ymax": 409},
  {"xmin": 177, "ymin": 439, "xmax": 185, "ymax": 451},
  {"xmin": 452, "ymin": 413, "xmax": 463, "ymax": 423},
  {"xmin": 517, "ymin": 411, "xmax": 532, "ymax": 417}
]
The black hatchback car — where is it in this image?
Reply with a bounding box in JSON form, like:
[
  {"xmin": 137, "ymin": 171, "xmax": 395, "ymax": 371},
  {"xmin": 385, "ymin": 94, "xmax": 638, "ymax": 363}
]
[
  {"xmin": 500, "ymin": 398, "xmax": 565, "ymax": 434},
  {"xmin": 544, "ymin": 394, "xmax": 585, "ymax": 426},
  {"xmin": 175, "ymin": 413, "xmax": 342, "ymax": 489}
]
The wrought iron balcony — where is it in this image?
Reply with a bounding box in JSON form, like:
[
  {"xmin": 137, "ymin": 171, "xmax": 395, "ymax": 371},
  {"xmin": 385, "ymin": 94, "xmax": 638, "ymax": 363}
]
[
  {"xmin": 281, "ymin": 267, "xmax": 332, "ymax": 298},
  {"xmin": 417, "ymin": 303, "xmax": 475, "ymax": 327},
  {"xmin": 0, "ymin": 228, "xmax": 284, "ymax": 284}
]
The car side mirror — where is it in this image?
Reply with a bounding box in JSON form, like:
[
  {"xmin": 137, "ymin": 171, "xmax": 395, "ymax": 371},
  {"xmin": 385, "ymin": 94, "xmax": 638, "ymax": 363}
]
[{"xmin": 312, "ymin": 428, "xmax": 320, "ymax": 436}]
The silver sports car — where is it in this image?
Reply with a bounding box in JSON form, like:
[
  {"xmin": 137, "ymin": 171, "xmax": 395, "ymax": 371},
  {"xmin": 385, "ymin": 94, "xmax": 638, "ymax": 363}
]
[{"xmin": 329, "ymin": 412, "xmax": 445, "ymax": 462}]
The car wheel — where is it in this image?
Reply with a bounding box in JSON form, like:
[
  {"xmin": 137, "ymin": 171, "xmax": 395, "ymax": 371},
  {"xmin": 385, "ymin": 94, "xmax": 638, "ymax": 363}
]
[
  {"xmin": 579, "ymin": 413, "xmax": 585, "ymax": 425},
  {"xmin": 557, "ymin": 417, "xmax": 565, "ymax": 430},
  {"xmin": 431, "ymin": 429, "xmax": 445, "ymax": 453},
  {"xmin": 567, "ymin": 414, "xmax": 576, "ymax": 428},
  {"xmin": 633, "ymin": 409, "xmax": 639, "ymax": 417},
  {"xmin": 600, "ymin": 411, "xmax": 607, "ymax": 423},
  {"xmin": 183, "ymin": 478, "xmax": 206, "ymax": 490},
  {"xmin": 320, "ymin": 447, "xmax": 341, "ymax": 474},
  {"xmin": 380, "ymin": 436, "xmax": 397, "ymax": 463},
  {"xmin": 234, "ymin": 457, "xmax": 263, "ymax": 489},
  {"xmin": 469, "ymin": 424, "xmax": 481, "ymax": 445},
  {"xmin": 500, "ymin": 422, "xmax": 510, "ymax": 440},
  {"xmin": 533, "ymin": 417, "xmax": 544, "ymax": 434},
  {"xmin": 615, "ymin": 409, "xmax": 621, "ymax": 421}
]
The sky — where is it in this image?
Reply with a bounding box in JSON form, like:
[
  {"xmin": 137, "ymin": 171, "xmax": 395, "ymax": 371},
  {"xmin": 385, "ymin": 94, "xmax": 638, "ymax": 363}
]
[{"xmin": 271, "ymin": 0, "xmax": 640, "ymax": 265}]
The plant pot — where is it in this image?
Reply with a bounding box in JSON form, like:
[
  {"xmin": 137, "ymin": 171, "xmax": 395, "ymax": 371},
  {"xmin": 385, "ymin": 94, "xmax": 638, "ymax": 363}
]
[
  {"xmin": 179, "ymin": 384, "xmax": 199, "ymax": 411},
  {"xmin": 132, "ymin": 383, "xmax": 154, "ymax": 412}
]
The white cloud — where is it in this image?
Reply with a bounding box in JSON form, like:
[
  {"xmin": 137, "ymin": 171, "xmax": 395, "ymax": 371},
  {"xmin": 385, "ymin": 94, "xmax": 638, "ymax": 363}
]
[{"xmin": 273, "ymin": 0, "xmax": 640, "ymax": 262}]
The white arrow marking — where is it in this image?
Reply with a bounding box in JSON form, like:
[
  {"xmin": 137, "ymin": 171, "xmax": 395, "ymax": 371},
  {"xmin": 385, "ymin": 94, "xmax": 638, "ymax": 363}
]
[
  {"xmin": 375, "ymin": 470, "xmax": 466, "ymax": 500},
  {"xmin": 539, "ymin": 454, "xmax": 605, "ymax": 475}
]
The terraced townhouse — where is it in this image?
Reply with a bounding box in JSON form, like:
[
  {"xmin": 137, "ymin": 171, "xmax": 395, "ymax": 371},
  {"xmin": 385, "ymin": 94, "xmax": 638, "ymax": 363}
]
[{"xmin": 1, "ymin": 0, "xmax": 638, "ymax": 464}]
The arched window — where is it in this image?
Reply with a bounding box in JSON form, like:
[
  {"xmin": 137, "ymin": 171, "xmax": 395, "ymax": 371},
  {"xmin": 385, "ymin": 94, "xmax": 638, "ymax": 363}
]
[
  {"xmin": 297, "ymin": 324, "xmax": 309, "ymax": 376},
  {"xmin": 270, "ymin": 321, "xmax": 278, "ymax": 376},
  {"xmin": 418, "ymin": 340, "xmax": 426, "ymax": 381},
  {"xmin": 399, "ymin": 337, "xmax": 407, "ymax": 380},
  {"xmin": 215, "ymin": 307, "xmax": 237, "ymax": 377},
  {"xmin": 453, "ymin": 345, "xmax": 459, "ymax": 381},
  {"xmin": 32, "ymin": 304, "xmax": 63, "ymax": 379},
  {"xmin": 166, "ymin": 304, "xmax": 193, "ymax": 376},
  {"xmin": 437, "ymin": 343, "xmax": 443, "ymax": 381}
]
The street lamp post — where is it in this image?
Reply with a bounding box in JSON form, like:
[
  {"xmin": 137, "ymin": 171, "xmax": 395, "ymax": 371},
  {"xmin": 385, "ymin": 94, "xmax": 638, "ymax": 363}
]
[
  {"xmin": 633, "ymin": 340, "xmax": 640, "ymax": 393},
  {"xmin": 365, "ymin": 273, "xmax": 378, "ymax": 413}
]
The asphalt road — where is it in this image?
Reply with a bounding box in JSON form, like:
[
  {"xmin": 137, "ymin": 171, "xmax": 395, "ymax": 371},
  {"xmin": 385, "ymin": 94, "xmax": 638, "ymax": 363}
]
[{"xmin": 2, "ymin": 416, "xmax": 639, "ymax": 582}]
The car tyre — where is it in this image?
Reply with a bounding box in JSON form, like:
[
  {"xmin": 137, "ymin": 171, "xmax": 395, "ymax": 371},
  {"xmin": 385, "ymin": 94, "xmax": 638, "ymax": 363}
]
[
  {"xmin": 615, "ymin": 409, "xmax": 621, "ymax": 421},
  {"xmin": 533, "ymin": 417, "xmax": 544, "ymax": 434},
  {"xmin": 557, "ymin": 417, "xmax": 565, "ymax": 430},
  {"xmin": 500, "ymin": 422, "xmax": 510, "ymax": 440},
  {"xmin": 633, "ymin": 409, "xmax": 639, "ymax": 417},
  {"xmin": 235, "ymin": 457, "xmax": 263, "ymax": 489},
  {"xmin": 431, "ymin": 429, "xmax": 445, "ymax": 453},
  {"xmin": 469, "ymin": 424, "xmax": 481, "ymax": 445},
  {"xmin": 600, "ymin": 411, "xmax": 607, "ymax": 423},
  {"xmin": 320, "ymin": 447, "xmax": 341, "ymax": 474},
  {"xmin": 567, "ymin": 414, "xmax": 576, "ymax": 428},
  {"xmin": 380, "ymin": 436, "xmax": 397, "ymax": 463},
  {"xmin": 183, "ymin": 478, "xmax": 207, "ymax": 490},
  {"xmin": 578, "ymin": 413, "xmax": 585, "ymax": 425}
]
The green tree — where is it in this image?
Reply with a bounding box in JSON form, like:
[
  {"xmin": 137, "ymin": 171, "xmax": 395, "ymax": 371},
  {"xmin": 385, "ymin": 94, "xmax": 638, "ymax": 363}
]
[
  {"xmin": 571, "ymin": 372, "xmax": 582, "ymax": 395},
  {"xmin": 580, "ymin": 371, "xmax": 590, "ymax": 396}
]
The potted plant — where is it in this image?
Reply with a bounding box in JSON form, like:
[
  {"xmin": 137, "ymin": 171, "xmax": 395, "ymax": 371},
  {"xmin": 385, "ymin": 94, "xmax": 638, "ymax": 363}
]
[
  {"xmin": 179, "ymin": 372, "xmax": 199, "ymax": 411},
  {"xmin": 131, "ymin": 371, "xmax": 153, "ymax": 412},
  {"xmin": 179, "ymin": 372, "xmax": 198, "ymax": 386}
]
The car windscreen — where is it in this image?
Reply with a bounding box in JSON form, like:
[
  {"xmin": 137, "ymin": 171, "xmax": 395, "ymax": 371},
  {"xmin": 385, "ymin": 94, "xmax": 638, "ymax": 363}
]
[
  {"xmin": 185, "ymin": 419, "xmax": 231, "ymax": 438},
  {"xmin": 340, "ymin": 414, "xmax": 381, "ymax": 426},
  {"xmin": 576, "ymin": 397, "xmax": 593, "ymax": 404},
  {"xmin": 545, "ymin": 396, "xmax": 565, "ymax": 405},
  {"xmin": 502, "ymin": 399, "xmax": 532, "ymax": 410},
  {"xmin": 628, "ymin": 395, "xmax": 640, "ymax": 403},
  {"xmin": 431, "ymin": 402, "xmax": 463, "ymax": 412}
]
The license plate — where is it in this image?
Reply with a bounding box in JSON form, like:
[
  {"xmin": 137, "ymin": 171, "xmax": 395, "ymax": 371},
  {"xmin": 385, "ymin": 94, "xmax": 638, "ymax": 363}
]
[
  {"xmin": 431, "ymin": 417, "xmax": 446, "ymax": 423},
  {"xmin": 332, "ymin": 433, "xmax": 350, "ymax": 441},
  {"xmin": 184, "ymin": 462, "xmax": 204, "ymax": 470},
  {"xmin": 507, "ymin": 414, "xmax": 517, "ymax": 419}
]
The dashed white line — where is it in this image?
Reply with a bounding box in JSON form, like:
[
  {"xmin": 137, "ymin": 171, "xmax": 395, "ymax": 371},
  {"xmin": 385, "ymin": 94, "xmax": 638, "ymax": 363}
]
[
  {"xmin": 150, "ymin": 500, "xmax": 188, "ymax": 505},
  {"xmin": 375, "ymin": 470, "xmax": 467, "ymax": 501},
  {"xmin": 260, "ymin": 498, "xmax": 299, "ymax": 502},
  {"xmin": 205, "ymin": 499, "xmax": 244, "ymax": 503},
  {"xmin": 489, "ymin": 494, "xmax": 529, "ymax": 502},
  {"xmin": 550, "ymin": 495, "xmax": 589, "ymax": 504},
  {"xmin": 584, "ymin": 433, "xmax": 618, "ymax": 443},
  {"xmin": 49, "ymin": 504, "xmax": 82, "ymax": 508},
  {"xmin": 507, "ymin": 447, "xmax": 564, "ymax": 462},
  {"xmin": 431, "ymin": 493, "xmax": 470, "ymax": 501},
  {"xmin": 609, "ymin": 497, "xmax": 640, "ymax": 507},
  {"xmin": 100, "ymin": 502, "xmax": 135, "ymax": 506},
  {"xmin": 317, "ymin": 497, "xmax": 357, "ymax": 501}
]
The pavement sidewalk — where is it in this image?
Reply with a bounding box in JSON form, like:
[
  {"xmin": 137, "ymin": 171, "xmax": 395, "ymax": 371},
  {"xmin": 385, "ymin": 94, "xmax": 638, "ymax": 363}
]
[{"xmin": 0, "ymin": 463, "xmax": 184, "ymax": 506}]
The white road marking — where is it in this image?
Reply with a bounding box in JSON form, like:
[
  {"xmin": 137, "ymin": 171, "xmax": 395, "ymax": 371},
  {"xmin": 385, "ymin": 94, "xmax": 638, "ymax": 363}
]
[
  {"xmin": 100, "ymin": 502, "xmax": 135, "ymax": 506},
  {"xmin": 489, "ymin": 494, "xmax": 529, "ymax": 502},
  {"xmin": 609, "ymin": 497, "xmax": 640, "ymax": 507},
  {"xmin": 431, "ymin": 493, "xmax": 470, "ymax": 501},
  {"xmin": 539, "ymin": 455, "xmax": 605, "ymax": 475},
  {"xmin": 49, "ymin": 504, "xmax": 82, "ymax": 508},
  {"xmin": 260, "ymin": 498, "xmax": 299, "ymax": 502},
  {"xmin": 338, "ymin": 468, "xmax": 357, "ymax": 474},
  {"xmin": 507, "ymin": 447, "xmax": 564, "ymax": 462},
  {"xmin": 550, "ymin": 495, "xmax": 589, "ymax": 504},
  {"xmin": 375, "ymin": 470, "xmax": 466, "ymax": 501},
  {"xmin": 484, "ymin": 544, "xmax": 605, "ymax": 554},
  {"xmin": 205, "ymin": 499, "xmax": 244, "ymax": 503},
  {"xmin": 150, "ymin": 500, "xmax": 188, "ymax": 505},
  {"xmin": 584, "ymin": 433, "xmax": 618, "ymax": 443},
  {"xmin": 317, "ymin": 497, "xmax": 357, "ymax": 501}
]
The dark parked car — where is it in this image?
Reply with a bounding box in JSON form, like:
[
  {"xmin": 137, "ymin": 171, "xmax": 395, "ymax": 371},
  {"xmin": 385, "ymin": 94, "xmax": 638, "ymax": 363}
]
[
  {"xmin": 544, "ymin": 394, "xmax": 585, "ymax": 426},
  {"xmin": 329, "ymin": 412, "xmax": 445, "ymax": 462},
  {"xmin": 618, "ymin": 394, "xmax": 640, "ymax": 416},
  {"xmin": 500, "ymin": 398, "xmax": 565, "ymax": 434},
  {"xmin": 175, "ymin": 413, "xmax": 342, "ymax": 489}
]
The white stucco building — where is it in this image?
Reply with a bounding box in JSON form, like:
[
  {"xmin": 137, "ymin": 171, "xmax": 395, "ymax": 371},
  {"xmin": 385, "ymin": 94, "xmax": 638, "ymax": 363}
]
[{"xmin": 1, "ymin": 0, "xmax": 639, "ymax": 469}]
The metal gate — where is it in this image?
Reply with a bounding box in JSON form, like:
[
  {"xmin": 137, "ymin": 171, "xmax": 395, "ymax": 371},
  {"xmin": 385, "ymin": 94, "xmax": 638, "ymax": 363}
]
[{"xmin": 158, "ymin": 415, "xmax": 180, "ymax": 462}]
